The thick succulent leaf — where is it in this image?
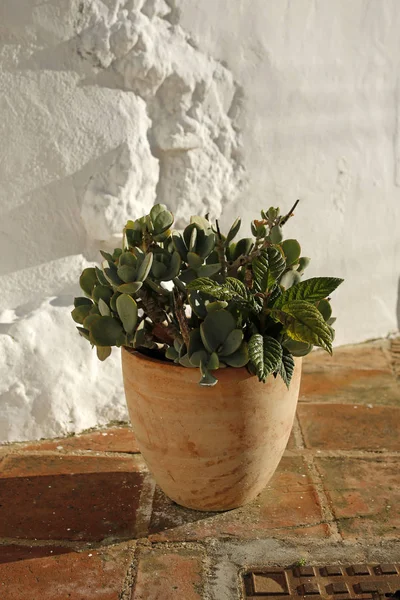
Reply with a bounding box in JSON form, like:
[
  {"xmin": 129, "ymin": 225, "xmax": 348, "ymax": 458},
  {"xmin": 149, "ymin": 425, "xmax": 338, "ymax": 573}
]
[
  {"xmin": 150, "ymin": 203, "xmax": 174, "ymax": 234},
  {"xmin": 179, "ymin": 268, "xmax": 197, "ymax": 284},
  {"xmin": 279, "ymin": 270, "xmax": 302, "ymax": 290},
  {"xmin": 165, "ymin": 346, "xmax": 179, "ymax": 361},
  {"xmin": 283, "ymin": 338, "xmax": 313, "ymax": 357},
  {"xmin": 172, "ymin": 233, "xmax": 188, "ymax": 260},
  {"xmin": 205, "ymin": 300, "xmax": 228, "ymax": 314},
  {"xmin": 270, "ymin": 225, "xmax": 283, "ymax": 243},
  {"xmin": 95, "ymin": 266, "xmax": 109, "ymax": 286},
  {"xmin": 273, "ymin": 300, "xmax": 333, "ymax": 353},
  {"xmin": 317, "ymin": 298, "xmax": 332, "ymax": 321},
  {"xmin": 76, "ymin": 326, "xmax": 90, "ymax": 341},
  {"xmin": 119, "ymin": 251, "xmax": 137, "ymax": 267},
  {"xmin": 89, "ymin": 316, "xmax": 125, "ymax": 347},
  {"xmin": 117, "ymin": 281, "xmax": 143, "ymax": 294},
  {"xmin": 99, "ymin": 250, "xmax": 114, "ymax": 262},
  {"xmin": 190, "ymin": 215, "xmax": 212, "ymax": 231},
  {"xmin": 92, "ymin": 285, "xmax": 113, "ymax": 305},
  {"xmin": 199, "ymin": 360, "xmax": 218, "ymax": 387},
  {"xmin": 200, "ymin": 309, "xmax": 236, "ymax": 353},
  {"xmin": 279, "ymin": 348, "xmax": 295, "ymax": 388},
  {"xmin": 79, "ymin": 268, "xmax": 98, "ymax": 296},
  {"xmin": 187, "ymin": 252, "xmax": 203, "ymax": 269},
  {"xmin": 71, "ymin": 304, "xmax": 92, "ymax": 324},
  {"xmin": 226, "ymin": 218, "xmax": 241, "ymax": 243},
  {"xmin": 281, "ymin": 239, "xmax": 301, "ymax": 265},
  {"xmin": 117, "ymin": 265, "xmax": 138, "ymax": 283},
  {"xmin": 110, "ymin": 291, "xmax": 121, "ymax": 313},
  {"xmin": 136, "ymin": 252, "xmax": 154, "ymax": 282},
  {"xmin": 188, "ymin": 328, "xmax": 204, "ymax": 358},
  {"xmin": 190, "ymin": 349, "xmax": 209, "ymax": 367},
  {"xmin": 297, "ymin": 256, "xmax": 311, "ymax": 273},
  {"xmin": 160, "ymin": 251, "xmax": 181, "ymax": 281},
  {"xmin": 116, "ymin": 294, "xmax": 138, "ymax": 334},
  {"xmin": 188, "ymin": 290, "xmax": 208, "ymax": 319},
  {"xmin": 151, "ymin": 259, "xmax": 168, "ymax": 279},
  {"xmin": 207, "ymin": 352, "xmax": 220, "ymax": 370},
  {"xmin": 98, "ymin": 298, "xmax": 111, "ymax": 316},
  {"xmin": 83, "ymin": 313, "xmax": 101, "ymax": 330},
  {"xmin": 248, "ymin": 334, "xmax": 283, "ymax": 383},
  {"xmin": 233, "ymin": 238, "xmax": 253, "ymax": 260},
  {"xmin": 74, "ymin": 297, "xmax": 93, "ymax": 308},
  {"xmin": 274, "ymin": 277, "xmax": 344, "ymax": 308},
  {"xmin": 219, "ymin": 329, "xmax": 243, "ymax": 356},
  {"xmin": 221, "ymin": 342, "xmax": 249, "ymax": 367},
  {"xmin": 196, "ymin": 232, "xmax": 216, "ymax": 258},
  {"xmin": 196, "ymin": 263, "xmax": 221, "ymax": 278},
  {"xmin": 183, "ymin": 223, "xmax": 197, "ymax": 249},
  {"xmin": 102, "ymin": 261, "xmax": 123, "ymax": 286},
  {"xmin": 97, "ymin": 346, "xmax": 112, "ymax": 361}
]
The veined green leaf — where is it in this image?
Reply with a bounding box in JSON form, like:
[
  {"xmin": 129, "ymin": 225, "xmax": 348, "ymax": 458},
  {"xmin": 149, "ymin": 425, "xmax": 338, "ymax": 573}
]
[
  {"xmin": 274, "ymin": 277, "xmax": 343, "ymax": 308},
  {"xmin": 248, "ymin": 334, "xmax": 283, "ymax": 383},
  {"xmin": 272, "ymin": 300, "xmax": 333, "ymax": 354},
  {"xmin": 279, "ymin": 348, "xmax": 295, "ymax": 388}
]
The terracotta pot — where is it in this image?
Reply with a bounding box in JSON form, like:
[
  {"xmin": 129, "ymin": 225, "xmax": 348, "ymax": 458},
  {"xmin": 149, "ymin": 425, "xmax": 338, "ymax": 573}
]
[{"xmin": 121, "ymin": 347, "xmax": 302, "ymax": 511}]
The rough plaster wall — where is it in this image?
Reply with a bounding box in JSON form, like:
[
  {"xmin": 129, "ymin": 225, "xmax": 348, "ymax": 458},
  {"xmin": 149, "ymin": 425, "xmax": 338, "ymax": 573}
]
[{"xmin": 0, "ymin": 0, "xmax": 399, "ymax": 441}]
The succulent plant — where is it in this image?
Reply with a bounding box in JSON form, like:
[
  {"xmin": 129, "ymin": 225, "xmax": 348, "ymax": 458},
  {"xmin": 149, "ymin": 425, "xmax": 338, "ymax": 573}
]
[{"xmin": 72, "ymin": 201, "xmax": 343, "ymax": 386}]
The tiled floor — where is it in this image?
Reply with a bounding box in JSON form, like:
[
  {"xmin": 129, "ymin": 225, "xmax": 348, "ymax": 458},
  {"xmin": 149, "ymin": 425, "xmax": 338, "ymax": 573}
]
[{"xmin": 0, "ymin": 339, "xmax": 399, "ymax": 599}]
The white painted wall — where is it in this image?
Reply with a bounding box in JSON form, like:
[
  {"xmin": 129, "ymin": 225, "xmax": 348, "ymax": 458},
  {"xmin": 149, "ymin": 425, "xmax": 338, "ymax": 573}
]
[{"xmin": 1, "ymin": 0, "xmax": 399, "ymax": 442}]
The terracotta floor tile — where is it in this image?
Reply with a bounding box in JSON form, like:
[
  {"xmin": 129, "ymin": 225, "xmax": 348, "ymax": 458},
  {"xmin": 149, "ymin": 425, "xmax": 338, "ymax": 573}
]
[
  {"xmin": 0, "ymin": 454, "xmax": 147, "ymax": 541},
  {"xmin": 132, "ymin": 547, "xmax": 204, "ymax": 600},
  {"xmin": 297, "ymin": 404, "xmax": 400, "ymax": 450},
  {"xmin": 21, "ymin": 426, "xmax": 139, "ymax": 453},
  {"xmin": 316, "ymin": 457, "xmax": 400, "ymax": 539},
  {"xmin": 148, "ymin": 457, "xmax": 326, "ymax": 541},
  {"xmin": 0, "ymin": 545, "xmax": 72, "ymax": 565},
  {"xmin": 0, "ymin": 542, "xmax": 132, "ymax": 600},
  {"xmin": 300, "ymin": 343, "xmax": 399, "ymax": 406}
]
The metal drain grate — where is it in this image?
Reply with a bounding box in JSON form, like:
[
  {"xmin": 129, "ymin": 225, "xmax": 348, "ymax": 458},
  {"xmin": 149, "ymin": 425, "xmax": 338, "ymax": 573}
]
[{"xmin": 243, "ymin": 564, "xmax": 400, "ymax": 599}]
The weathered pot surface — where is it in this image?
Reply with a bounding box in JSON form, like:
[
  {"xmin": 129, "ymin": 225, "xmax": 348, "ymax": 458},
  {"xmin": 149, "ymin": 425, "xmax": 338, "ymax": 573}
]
[{"xmin": 121, "ymin": 347, "xmax": 302, "ymax": 511}]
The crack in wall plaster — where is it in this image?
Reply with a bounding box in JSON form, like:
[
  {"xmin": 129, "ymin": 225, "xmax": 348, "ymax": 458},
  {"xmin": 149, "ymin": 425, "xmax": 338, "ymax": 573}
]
[{"xmin": 77, "ymin": 0, "xmax": 245, "ymax": 233}]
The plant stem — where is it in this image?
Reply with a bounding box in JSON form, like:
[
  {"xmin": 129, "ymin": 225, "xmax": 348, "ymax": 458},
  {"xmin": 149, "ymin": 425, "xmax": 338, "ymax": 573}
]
[{"xmin": 215, "ymin": 220, "xmax": 228, "ymax": 280}]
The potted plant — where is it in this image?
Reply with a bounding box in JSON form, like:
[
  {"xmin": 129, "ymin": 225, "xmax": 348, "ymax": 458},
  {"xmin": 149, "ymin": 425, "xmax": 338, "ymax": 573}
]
[{"xmin": 72, "ymin": 201, "xmax": 342, "ymax": 511}]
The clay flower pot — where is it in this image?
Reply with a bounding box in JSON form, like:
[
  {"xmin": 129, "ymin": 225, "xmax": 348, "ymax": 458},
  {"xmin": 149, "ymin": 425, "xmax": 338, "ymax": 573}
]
[{"xmin": 122, "ymin": 347, "xmax": 302, "ymax": 511}]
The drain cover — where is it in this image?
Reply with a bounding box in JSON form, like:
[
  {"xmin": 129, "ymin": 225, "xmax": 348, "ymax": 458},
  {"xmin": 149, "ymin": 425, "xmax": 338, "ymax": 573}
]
[{"xmin": 243, "ymin": 564, "xmax": 400, "ymax": 599}]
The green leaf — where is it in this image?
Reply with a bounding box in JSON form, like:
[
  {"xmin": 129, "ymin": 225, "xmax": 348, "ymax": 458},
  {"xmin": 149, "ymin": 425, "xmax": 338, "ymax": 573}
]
[
  {"xmin": 79, "ymin": 268, "xmax": 98, "ymax": 296},
  {"xmin": 71, "ymin": 304, "xmax": 92, "ymax": 324},
  {"xmin": 279, "ymin": 348, "xmax": 295, "ymax": 388},
  {"xmin": 190, "ymin": 215, "xmax": 211, "ymax": 231},
  {"xmin": 95, "ymin": 266, "xmax": 109, "ymax": 286},
  {"xmin": 252, "ymin": 251, "xmax": 269, "ymax": 293},
  {"xmin": 274, "ymin": 277, "xmax": 344, "ymax": 308},
  {"xmin": 265, "ymin": 247, "xmax": 286, "ymax": 286},
  {"xmin": 172, "ymin": 233, "xmax": 188, "ymax": 261},
  {"xmin": 196, "ymin": 263, "xmax": 221, "ymax": 277},
  {"xmin": 233, "ymin": 238, "xmax": 253, "ymax": 260},
  {"xmin": 272, "ymin": 300, "xmax": 333, "ymax": 354},
  {"xmin": 226, "ymin": 217, "xmax": 241, "ymax": 243},
  {"xmin": 279, "ymin": 270, "xmax": 302, "ymax": 290},
  {"xmin": 117, "ymin": 281, "xmax": 143, "ymax": 294},
  {"xmin": 150, "ymin": 204, "xmax": 174, "ymax": 233},
  {"xmin": 187, "ymin": 252, "xmax": 203, "ymax": 269},
  {"xmin": 199, "ymin": 360, "xmax": 218, "ymax": 387},
  {"xmin": 219, "ymin": 329, "xmax": 243, "ymax": 356},
  {"xmin": 317, "ymin": 298, "xmax": 332, "ymax": 321},
  {"xmin": 196, "ymin": 232, "xmax": 216, "ymax": 259},
  {"xmin": 136, "ymin": 252, "xmax": 154, "ymax": 282},
  {"xmin": 200, "ymin": 309, "xmax": 236, "ymax": 353},
  {"xmin": 119, "ymin": 251, "xmax": 137, "ymax": 267},
  {"xmin": 283, "ymin": 338, "xmax": 313, "ymax": 357},
  {"xmin": 187, "ymin": 277, "xmax": 257, "ymax": 311},
  {"xmin": 98, "ymin": 298, "xmax": 111, "ymax": 316},
  {"xmin": 221, "ymin": 342, "xmax": 249, "ymax": 367},
  {"xmin": 270, "ymin": 225, "xmax": 283, "ymax": 243},
  {"xmin": 76, "ymin": 326, "xmax": 90, "ymax": 341},
  {"xmin": 100, "ymin": 250, "xmax": 114, "ymax": 262},
  {"xmin": 74, "ymin": 297, "xmax": 93, "ymax": 308},
  {"xmin": 89, "ymin": 316, "xmax": 125, "ymax": 347},
  {"xmin": 160, "ymin": 251, "xmax": 181, "ymax": 281},
  {"xmin": 117, "ymin": 265, "xmax": 138, "ymax": 283},
  {"xmin": 281, "ymin": 239, "xmax": 301, "ymax": 265},
  {"xmin": 248, "ymin": 334, "xmax": 283, "ymax": 383},
  {"xmin": 97, "ymin": 346, "xmax": 112, "ymax": 361},
  {"xmin": 92, "ymin": 285, "xmax": 113, "ymax": 305},
  {"xmin": 102, "ymin": 261, "xmax": 123, "ymax": 286},
  {"xmin": 116, "ymin": 294, "xmax": 138, "ymax": 334}
]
